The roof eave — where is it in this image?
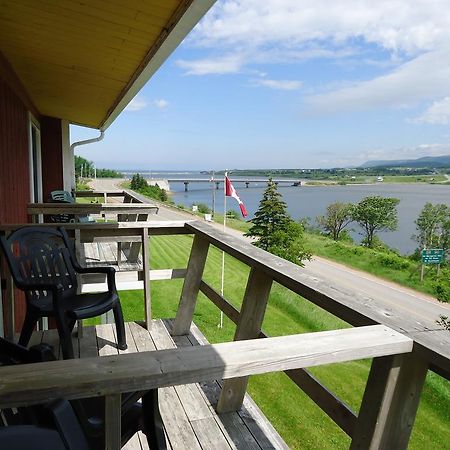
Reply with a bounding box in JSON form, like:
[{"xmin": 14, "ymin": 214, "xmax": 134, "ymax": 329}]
[{"xmin": 99, "ymin": 0, "xmax": 215, "ymax": 131}]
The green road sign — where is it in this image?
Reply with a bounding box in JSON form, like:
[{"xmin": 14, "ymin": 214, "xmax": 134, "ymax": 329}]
[{"xmin": 421, "ymin": 249, "xmax": 445, "ymax": 264}]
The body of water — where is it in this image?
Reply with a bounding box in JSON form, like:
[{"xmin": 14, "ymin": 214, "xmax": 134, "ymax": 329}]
[{"xmin": 137, "ymin": 172, "xmax": 450, "ymax": 255}]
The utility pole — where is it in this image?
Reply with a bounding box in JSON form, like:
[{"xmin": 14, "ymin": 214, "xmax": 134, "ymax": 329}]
[{"xmin": 211, "ymin": 170, "xmax": 216, "ymax": 219}]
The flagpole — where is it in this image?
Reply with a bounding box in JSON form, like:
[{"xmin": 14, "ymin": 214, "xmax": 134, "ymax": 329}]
[{"xmin": 219, "ymin": 171, "xmax": 227, "ymax": 328}]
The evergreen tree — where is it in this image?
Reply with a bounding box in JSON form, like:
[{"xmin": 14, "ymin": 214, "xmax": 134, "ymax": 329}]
[
  {"xmin": 245, "ymin": 179, "xmax": 310, "ymax": 265},
  {"xmin": 244, "ymin": 179, "xmax": 290, "ymax": 250}
]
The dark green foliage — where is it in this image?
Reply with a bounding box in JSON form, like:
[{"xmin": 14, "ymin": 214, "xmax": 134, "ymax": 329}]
[
  {"xmin": 436, "ymin": 315, "xmax": 450, "ymax": 330},
  {"xmin": 130, "ymin": 173, "xmax": 148, "ymax": 190},
  {"xmin": 159, "ymin": 189, "xmax": 168, "ymax": 202},
  {"xmin": 316, "ymin": 202, "xmax": 354, "ymax": 241},
  {"xmin": 245, "ymin": 179, "xmax": 290, "ymax": 250},
  {"xmin": 376, "ymin": 253, "xmax": 411, "ymax": 270},
  {"xmin": 130, "ymin": 173, "xmax": 168, "ymax": 202},
  {"xmin": 194, "ymin": 203, "xmax": 211, "ymax": 214},
  {"xmin": 96, "ymin": 168, "xmax": 123, "ymax": 178},
  {"xmin": 433, "ymin": 272, "xmax": 450, "ymax": 303},
  {"xmin": 245, "ymin": 179, "xmax": 311, "ymax": 265},
  {"xmin": 352, "ymin": 196, "xmax": 400, "ymax": 248},
  {"xmin": 75, "ymin": 155, "xmax": 122, "ymax": 178},
  {"xmin": 226, "ymin": 210, "xmax": 241, "ymax": 220},
  {"xmin": 414, "ymin": 203, "xmax": 450, "ymax": 256}
]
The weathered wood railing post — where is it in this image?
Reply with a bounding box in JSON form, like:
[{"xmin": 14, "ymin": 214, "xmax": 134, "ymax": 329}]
[
  {"xmin": 74, "ymin": 228, "xmax": 83, "ymax": 335},
  {"xmin": 117, "ymin": 193, "xmax": 133, "ymax": 259},
  {"xmin": 171, "ymin": 234, "xmax": 210, "ymax": 336},
  {"xmin": 217, "ymin": 267, "xmax": 273, "ymax": 413},
  {"xmin": 105, "ymin": 393, "xmax": 121, "ymax": 450},
  {"xmin": 128, "ymin": 213, "xmax": 149, "ymax": 262},
  {"xmin": 5, "ymin": 274, "xmax": 14, "ymax": 340},
  {"xmin": 350, "ymin": 353, "xmax": 428, "ymax": 450},
  {"xmin": 141, "ymin": 226, "xmax": 152, "ymax": 329}
]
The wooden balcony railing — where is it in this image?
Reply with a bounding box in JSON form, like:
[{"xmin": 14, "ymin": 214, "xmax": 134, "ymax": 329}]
[{"xmin": 0, "ymin": 217, "xmax": 449, "ymax": 450}]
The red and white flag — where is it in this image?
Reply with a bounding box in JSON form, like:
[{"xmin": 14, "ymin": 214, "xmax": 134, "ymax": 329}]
[{"xmin": 225, "ymin": 174, "xmax": 248, "ymax": 217}]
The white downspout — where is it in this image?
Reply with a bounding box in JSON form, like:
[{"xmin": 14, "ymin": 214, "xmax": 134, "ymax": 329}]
[
  {"xmin": 70, "ymin": 130, "xmax": 105, "ymax": 193},
  {"xmin": 70, "ymin": 130, "xmax": 105, "ymax": 153}
]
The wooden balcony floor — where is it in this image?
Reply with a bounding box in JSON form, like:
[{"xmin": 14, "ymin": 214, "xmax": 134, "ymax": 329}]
[
  {"xmin": 27, "ymin": 319, "xmax": 289, "ymax": 450},
  {"xmin": 82, "ymin": 242, "xmax": 142, "ymax": 272}
]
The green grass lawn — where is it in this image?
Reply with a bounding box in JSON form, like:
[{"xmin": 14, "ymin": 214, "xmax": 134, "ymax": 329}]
[
  {"xmin": 304, "ymin": 233, "xmax": 444, "ymax": 298},
  {"xmin": 117, "ymin": 234, "xmax": 450, "ymax": 450}
]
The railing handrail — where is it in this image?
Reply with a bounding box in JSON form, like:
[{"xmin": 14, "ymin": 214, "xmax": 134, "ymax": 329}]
[
  {"xmin": 186, "ymin": 221, "xmax": 450, "ymax": 379},
  {"xmin": 0, "ymin": 325, "xmax": 411, "ymax": 408},
  {"xmin": 0, "ymin": 219, "xmax": 448, "ymax": 448},
  {"xmin": 74, "ymin": 190, "xmax": 125, "ymax": 197},
  {"xmin": 1, "ymin": 219, "xmax": 449, "ymax": 378},
  {"xmin": 0, "ymin": 221, "xmax": 190, "ymax": 232},
  {"xmin": 27, "ymin": 203, "xmax": 159, "ymax": 215}
]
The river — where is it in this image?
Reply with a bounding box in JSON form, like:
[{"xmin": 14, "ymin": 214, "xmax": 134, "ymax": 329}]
[{"xmin": 126, "ymin": 172, "xmax": 450, "ymax": 255}]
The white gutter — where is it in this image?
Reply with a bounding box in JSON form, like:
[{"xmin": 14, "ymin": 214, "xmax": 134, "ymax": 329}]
[
  {"xmin": 68, "ymin": 130, "xmax": 104, "ymax": 193},
  {"xmin": 70, "ymin": 130, "xmax": 105, "ymax": 152}
]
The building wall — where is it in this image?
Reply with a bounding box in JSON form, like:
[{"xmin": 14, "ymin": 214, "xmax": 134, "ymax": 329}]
[
  {"xmin": 0, "ymin": 55, "xmax": 70, "ymax": 335},
  {"xmin": 41, "ymin": 116, "xmax": 64, "ymax": 200},
  {"xmin": 0, "ymin": 76, "xmax": 31, "ymax": 334},
  {"xmin": 0, "ymin": 77, "xmax": 30, "ymax": 224}
]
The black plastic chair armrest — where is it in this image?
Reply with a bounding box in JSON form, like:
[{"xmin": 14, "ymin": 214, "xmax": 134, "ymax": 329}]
[
  {"xmin": 74, "ymin": 266, "xmax": 115, "ymax": 275},
  {"xmin": 75, "ymin": 266, "xmax": 118, "ymax": 293}
]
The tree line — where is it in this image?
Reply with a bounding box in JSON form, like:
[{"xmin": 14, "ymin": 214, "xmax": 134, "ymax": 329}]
[
  {"xmin": 316, "ymin": 199, "xmax": 450, "ymax": 255},
  {"xmin": 244, "ymin": 179, "xmax": 449, "ymax": 270},
  {"xmin": 75, "ymin": 156, "xmax": 122, "ymax": 179},
  {"xmin": 130, "ymin": 173, "xmax": 168, "ymax": 202}
]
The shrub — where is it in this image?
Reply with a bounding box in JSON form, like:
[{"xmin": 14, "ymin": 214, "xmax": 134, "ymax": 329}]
[
  {"xmin": 195, "ymin": 203, "xmax": 211, "ymax": 214},
  {"xmin": 226, "ymin": 210, "xmax": 241, "ymax": 220},
  {"xmin": 434, "ymin": 277, "xmax": 450, "ymax": 303},
  {"xmin": 377, "ymin": 253, "xmax": 411, "ymax": 270}
]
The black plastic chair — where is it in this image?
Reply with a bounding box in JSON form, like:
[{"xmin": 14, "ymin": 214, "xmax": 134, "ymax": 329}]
[
  {"xmin": 48, "ymin": 190, "xmax": 93, "ymax": 224},
  {"xmin": 0, "ymin": 226, "xmax": 127, "ymax": 359},
  {"xmin": 0, "ymin": 338, "xmax": 166, "ymax": 450}
]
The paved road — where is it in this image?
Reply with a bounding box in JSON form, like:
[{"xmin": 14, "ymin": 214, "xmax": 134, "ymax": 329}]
[{"xmin": 91, "ymin": 179, "xmax": 450, "ymax": 327}]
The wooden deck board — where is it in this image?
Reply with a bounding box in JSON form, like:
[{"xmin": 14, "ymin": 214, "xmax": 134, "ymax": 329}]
[
  {"xmin": 26, "ymin": 320, "xmax": 289, "ymax": 450},
  {"xmin": 82, "ymin": 242, "xmax": 142, "ymax": 273}
]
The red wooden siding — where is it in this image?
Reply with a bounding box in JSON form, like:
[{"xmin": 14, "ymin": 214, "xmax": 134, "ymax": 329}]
[
  {"xmin": 41, "ymin": 116, "xmax": 63, "ymax": 200},
  {"xmin": 0, "ymin": 77, "xmax": 30, "ymax": 224},
  {"xmin": 0, "ymin": 75, "xmax": 31, "ymax": 333}
]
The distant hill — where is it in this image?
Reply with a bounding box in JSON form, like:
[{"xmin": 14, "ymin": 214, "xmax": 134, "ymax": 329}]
[{"xmin": 361, "ymin": 155, "xmax": 450, "ymax": 168}]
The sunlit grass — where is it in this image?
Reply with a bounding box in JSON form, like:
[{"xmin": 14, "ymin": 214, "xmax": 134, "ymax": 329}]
[{"xmin": 117, "ymin": 234, "xmax": 449, "ymax": 450}]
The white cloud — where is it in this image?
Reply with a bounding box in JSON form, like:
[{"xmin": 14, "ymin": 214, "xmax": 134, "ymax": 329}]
[
  {"xmin": 125, "ymin": 96, "xmax": 147, "ymax": 112},
  {"xmin": 193, "ymin": 1, "xmax": 449, "ymax": 54},
  {"xmin": 412, "ymin": 97, "xmax": 450, "ymax": 124},
  {"xmin": 304, "ymin": 47, "xmax": 450, "ymax": 114},
  {"xmin": 153, "ymin": 99, "xmax": 169, "ymax": 109},
  {"xmin": 176, "ymin": 54, "xmax": 244, "ymax": 75},
  {"xmin": 252, "ymin": 78, "xmax": 302, "ymax": 90},
  {"xmin": 179, "ymin": 1, "xmax": 450, "ymax": 116}
]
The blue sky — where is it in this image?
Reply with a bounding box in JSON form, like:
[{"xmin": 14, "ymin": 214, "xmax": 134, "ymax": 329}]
[{"xmin": 72, "ymin": 0, "xmax": 450, "ymax": 170}]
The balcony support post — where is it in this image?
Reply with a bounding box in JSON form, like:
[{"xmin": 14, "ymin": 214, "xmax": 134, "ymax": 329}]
[
  {"xmin": 172, "ymin": 234, "xmax": 209, "ymax": 335},
  {"xmin": 105, "ymin": 393, "xmax": 121, "ymax": 450},
  {"xmin": 350, "ymin": 353, "xmax": 428, "ymax": 450},
  {"xmin": 217, "ymin": 267, "xmax": 272, "ymax": 413},
  {"xmin": 5, "ymin": 274, "xmax": 14, "ymax": 339},
  {"xmin": 142, "ymin": 227, "xmax": 152, "ymax": 328}
]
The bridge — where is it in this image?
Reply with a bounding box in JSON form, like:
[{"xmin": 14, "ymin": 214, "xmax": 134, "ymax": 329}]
[{"xmin": 159, "ymin": 178, "xmax": 304, "ymax": 191}]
